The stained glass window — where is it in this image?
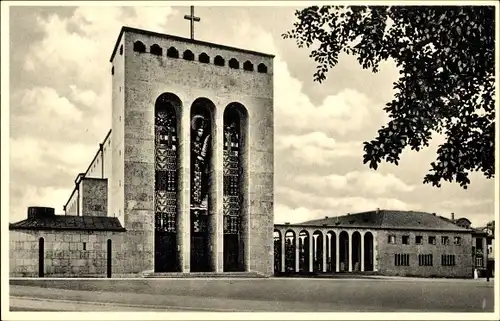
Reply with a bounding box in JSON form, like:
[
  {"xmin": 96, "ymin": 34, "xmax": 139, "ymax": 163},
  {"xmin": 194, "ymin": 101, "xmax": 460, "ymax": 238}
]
[
  {"xmin": 223, "ymin": 121, "xmax": 241, "ymax": 235},
  {"xmin": 155, "ymin": 107, "xmax": 177, "ymax": 233}
]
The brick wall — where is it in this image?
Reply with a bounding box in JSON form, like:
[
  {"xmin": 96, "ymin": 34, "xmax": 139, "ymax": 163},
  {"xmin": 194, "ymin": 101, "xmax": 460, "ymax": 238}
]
[
  {"xmin": 81, "ymin": 178, "xmax": 108, "ymax": 217},
  {"xmin": 376, "ymin": 229, "xmax": 473, "ymax": 278},
  {"xmin": 10, "ymin": 230, "xmax": 124, "ymax": 277}
]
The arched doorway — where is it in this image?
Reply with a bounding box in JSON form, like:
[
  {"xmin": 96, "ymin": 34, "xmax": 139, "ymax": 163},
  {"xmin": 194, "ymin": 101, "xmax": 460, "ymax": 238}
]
[
  {"xmin": 327, "ymin": 231, "xmax": 336, "ymax": 272},
  {"xmin": 299, "ymin": 230, "xmax": 310, "ymax": 272},
  {"xmin": 364, "ymin": 232, "xmax": 374, "ymax": 271},
  {"xmin": 190, "ymin": 97, "xmax": 216, "ymax": 272},
  {"xmin": 223, "ymin": 102, "xmax": 248, "ymax": 272},
  {"xmin": 274, "ymin": 230, "xmax": 282, "ymax": 273},
  {"xmin": 154, "ymin": 92, "xmax": 182, "ymax": 273},
  {"xmin": 313, "ymin": 230, "xmax": 324, "ymax": 272},
  {"xmin": 107, "ymin": 239, "xmax": 112, "ymax": 278},
  {"xmin": 38, "ymin": 237, "xmax": 44, "ymax": 277},
  {"xmin": 352, "ymin": 232, "xmax": 361, "ymax": 272},
  {"xmin": 339, "ymin": 231, "xmax": 349, "ymax": 272},
  {"xmin": 285, "ymin": 230, "xmax": 296, "ymax": 272}
]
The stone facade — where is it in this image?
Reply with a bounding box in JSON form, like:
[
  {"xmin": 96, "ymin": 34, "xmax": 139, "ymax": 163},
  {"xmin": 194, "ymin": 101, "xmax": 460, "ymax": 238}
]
[
  {"xmin": 10, "ymin": 229, "xmax": 124, "ymax": 278},
  {"xmin": 107, "ymin": 27, "xmax": 274, "ymax": 276},
  {"xmin": 80, "ymin": 178, "xmax": 108, "ymax": 217},
  {"xmin": 376, "ymin": 229, "xmax": 473, "ymax": 278}
]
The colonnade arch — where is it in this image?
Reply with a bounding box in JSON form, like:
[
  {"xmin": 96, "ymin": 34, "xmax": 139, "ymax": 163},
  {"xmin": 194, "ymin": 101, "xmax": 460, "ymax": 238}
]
[{"xmin": 274, "ymin": 227, "xmax": 376, "ymax": 274}]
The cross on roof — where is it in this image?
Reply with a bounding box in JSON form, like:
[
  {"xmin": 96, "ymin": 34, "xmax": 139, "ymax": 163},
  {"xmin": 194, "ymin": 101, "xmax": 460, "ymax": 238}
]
[{"xmin": 184, "ymin": 6, "xmax": 201, "ymax": 40}]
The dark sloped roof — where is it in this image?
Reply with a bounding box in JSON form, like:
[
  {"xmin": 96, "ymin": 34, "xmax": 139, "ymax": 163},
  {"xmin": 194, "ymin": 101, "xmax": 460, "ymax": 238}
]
[
  {"xmin": 9, "ymin": 215, "xmax": 125, "ymax": 232},
  {"xmin": 299, "ymin": 210, "xmax": 469, "ymax": 232}
]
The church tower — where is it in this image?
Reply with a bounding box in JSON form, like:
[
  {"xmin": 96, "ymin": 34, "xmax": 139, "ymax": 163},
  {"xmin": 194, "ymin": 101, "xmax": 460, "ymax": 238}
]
[{"xmin": 108, "ymin": 21, "xmax": 274, "ymax": 275}]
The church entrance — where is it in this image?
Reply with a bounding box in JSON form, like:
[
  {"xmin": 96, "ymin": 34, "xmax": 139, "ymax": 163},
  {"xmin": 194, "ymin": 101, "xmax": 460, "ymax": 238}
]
[
  {"xmin": 190, "ymin": 212, "xmax": 210, "ymax": 272},
  {"xmin": 222, "ymin": 103, "xmax": 247, "ymax": 272},
  {"xmin": 190, "ymin": 98, "xmax": 215, "ymax": 272},
  {"xmin": 155, "ymin": 232, "xmax": 177, "ymax": 272},
  {"xmin": 223, "ymin": 234, "xmax": 240, "ymax": 271}
]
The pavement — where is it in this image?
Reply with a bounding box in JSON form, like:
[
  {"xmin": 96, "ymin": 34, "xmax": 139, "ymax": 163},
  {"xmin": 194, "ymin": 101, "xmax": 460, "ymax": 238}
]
[{"xmin": 9, "ymin": 277, "xmax": 495, "ymax": 312}]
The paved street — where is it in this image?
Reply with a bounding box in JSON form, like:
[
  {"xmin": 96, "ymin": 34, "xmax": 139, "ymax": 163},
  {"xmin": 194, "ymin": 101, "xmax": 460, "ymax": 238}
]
[{"xmin": 9, "ymin": 277, "xmax": 494, "ymax": 312}]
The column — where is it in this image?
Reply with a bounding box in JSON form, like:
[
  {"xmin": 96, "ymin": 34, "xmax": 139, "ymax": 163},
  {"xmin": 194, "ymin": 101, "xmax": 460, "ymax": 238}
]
[
  {"xmin": 295, "ymin": 234, "xmax": 300, "ymax": 272},
  {"xmin": 322, "ymin": 233, "xmax": 327, "ymax": 272},
  {"xmin": 483, "ymin": 237, "xmax": 488, "ymax": 269},
  {"xmin": 281, "ymin": 232, "xmax": 285, "ymax": 273},
  {"xmin": 361, "ymin": 231, "xmax": 365, "ymax": 272},
  {"xmin": 335, "ymin": 232, "xmax": 340, "ymax": 272},
  {"xmin": 214, "ymin": 108, "xmax": 224, "ymax": 273},
  {"xmin": 348, "ymin": 231, "xmax": 353, "ymax": 272},
  {"xmin": 373, "ymin": 232, "xmax": 378, "ymax": 271},
  {"xmin": 309, "ymin": 234, "xmax": 314, "ymax": 272},
  {"xmin": 180, "ymin": 101, "xmax": 191, "ymax": 272}
]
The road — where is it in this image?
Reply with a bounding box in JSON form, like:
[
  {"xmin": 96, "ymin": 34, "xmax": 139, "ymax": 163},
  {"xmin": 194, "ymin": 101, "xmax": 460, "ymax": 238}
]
[{"xmin": 9, "ymin": 277, "xmax": 495, "ymax": 312}]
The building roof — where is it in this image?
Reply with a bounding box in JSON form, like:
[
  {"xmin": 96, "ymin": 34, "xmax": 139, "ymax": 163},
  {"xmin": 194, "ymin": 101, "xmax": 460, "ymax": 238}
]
[
  {"xmin": 110, "ymin": 26, "xmax": 275, "ymax": 62},
  {"xmin": 288, "ymin": 210, "xmax": 469, "ymax": 232},
  {"xmin": 9, "ymin": 215, "xmax": 125, "ymax": 232}
]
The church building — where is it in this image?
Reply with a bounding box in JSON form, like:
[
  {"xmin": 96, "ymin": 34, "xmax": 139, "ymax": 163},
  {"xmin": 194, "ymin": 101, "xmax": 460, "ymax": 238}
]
[{"xmin": 9, "ymin": 24, "xmax": 275, "ymax": 277}]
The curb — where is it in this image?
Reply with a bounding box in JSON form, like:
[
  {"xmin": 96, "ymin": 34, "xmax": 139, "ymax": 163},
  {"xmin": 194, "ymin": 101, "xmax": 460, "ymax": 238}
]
[{"xmin": 9, "ymin": 295, "xmax": 236, "ymax": 312}]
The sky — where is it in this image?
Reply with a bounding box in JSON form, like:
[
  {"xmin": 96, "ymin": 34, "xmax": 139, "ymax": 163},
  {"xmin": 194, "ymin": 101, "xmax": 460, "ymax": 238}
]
[{"xmin": 6, "ymin": 4, "xmax": 495, "ymax": 228}]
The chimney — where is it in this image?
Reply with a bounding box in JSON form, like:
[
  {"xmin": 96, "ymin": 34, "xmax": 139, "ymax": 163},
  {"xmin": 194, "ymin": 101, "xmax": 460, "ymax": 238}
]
[
  {"xmin": 451, "ymin": 212, "xmax": 455, "ymax": 221},
  {"xmin": 285, "ymin": 222, "xmax": 290, "ymax": 225},
  {"xmin": 325, "ymin": 216, "xmax": 329, "ymax": 219},
  {"xmin": 376, "ymin": 208, "xmax": 380, "ymax": 214}
]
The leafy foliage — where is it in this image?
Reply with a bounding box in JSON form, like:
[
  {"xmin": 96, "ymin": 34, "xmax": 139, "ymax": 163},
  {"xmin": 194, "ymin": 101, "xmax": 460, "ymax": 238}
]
[
  {"xmin": 486, "ymin": 220, "xmax": 495, "ymax": 234},
  {"xmin": 283, "ymin": 6, "xmax": 495, "ymax": 188}
]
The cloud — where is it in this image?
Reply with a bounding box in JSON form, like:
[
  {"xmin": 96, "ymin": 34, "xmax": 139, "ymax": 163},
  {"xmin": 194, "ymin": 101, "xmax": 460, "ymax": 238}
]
[
  {"xmin": 8, "ymin": 7, "xmax": 494, "ymax": 230},
  {"xmin": 17, "ymin": 86, "xmax": 83, "ymax": 120},
  {"xmin": 9, "ymin": 6, "xmax": 178, "ymax": 222},
  {"xmin": 276, "ymin": 132, "xmax": 363, "ymax": 167},
  {"xmin": 10, "ymin": 185, "xmax": 71, "ymax": 218},
  {"xmin": 275, "ymin": 186, "xmax": 412, "ymax": 223},
  {"xmin": 290, "ymin": 171, "xmax": 414, "ymax": 196}
]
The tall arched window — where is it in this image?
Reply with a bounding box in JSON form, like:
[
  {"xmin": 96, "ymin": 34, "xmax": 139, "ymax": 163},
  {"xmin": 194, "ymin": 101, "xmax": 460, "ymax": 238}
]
[
  {"xmin": 190, "ymin": 97, "xmax": 216, "ymax": 273},
  {"xmin": 223, "ymin": 102, "xmax": 248, "ymax": 272},
  {"xmin": 154, "ymin": 93, "xmax": 182, "ymax": 273}
]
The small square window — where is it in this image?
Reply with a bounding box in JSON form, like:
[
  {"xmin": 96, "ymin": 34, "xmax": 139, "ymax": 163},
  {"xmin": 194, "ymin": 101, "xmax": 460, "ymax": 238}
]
[
  {"xmin": 416, "ymin": 236, "xmax": 423, "ymax": 244},
  {"xmin": 441, "ymin": 236, "xmax": 450, "ymax": 245},
  {"xmin": 402, "ymin": 235, "xmax": 410, "ymax": 245},
  {"xmin": 83, "ymin": 242, "xmax": 86, "ymax": 251},
  {"xmin": 388, "ymin": 235, "xmax": 396, "ymax": 244},
  {"xmin": 428, "ymin": 236, "xmax": 436, "ymax": 245},
  {"xmin": 454, "ymin": 236, "xmax": 462, "ymax": 245}
]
